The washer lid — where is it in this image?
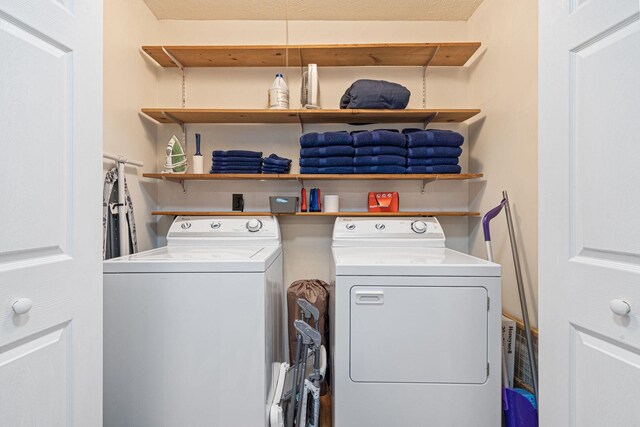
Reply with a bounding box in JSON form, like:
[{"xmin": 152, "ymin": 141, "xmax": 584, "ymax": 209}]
[
  {"xmin": 103, "ymin": 245, "xmax": 282, "ymax": 273},
  {"xmin": 332, "ymin": 247, "xmax": 500, "ymax": 277}
]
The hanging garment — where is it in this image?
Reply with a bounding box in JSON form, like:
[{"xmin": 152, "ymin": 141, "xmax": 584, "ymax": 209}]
[{"xmin": 103, "ymin": 167, "xmax": 138, "ymax": 260}]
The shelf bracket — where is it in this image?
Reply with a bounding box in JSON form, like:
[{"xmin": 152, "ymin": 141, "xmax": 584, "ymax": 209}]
[
  {"xmin": 162, "ymin": 47, "xmax": 184, "ymax": 72},
  {"xmin": 160, "ymin": 175, "xmax": 187, "ymax": 194},
  {"xmin": 163, "ymin": 111, "xmax": 184, "ymax": 128},
  {"xmin": 297, "ymin": 112, "xmax": 305, "ymax": 135},
  {"xmin": 423, "ymin": 112, "xmax": 438, "ymax": 130},
  {"xmin": 421, "ymin": 178, "xmax": 436, "ymax": 194}
]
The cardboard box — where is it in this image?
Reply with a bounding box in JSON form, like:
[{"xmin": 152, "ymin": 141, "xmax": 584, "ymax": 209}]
[
  {"xmin": 368, "ymin": 192, "xmax": 399, "ymax": 212},
  {"xmin": 502, "ymin": 316, "xmax": 516, "ymax": 388}
]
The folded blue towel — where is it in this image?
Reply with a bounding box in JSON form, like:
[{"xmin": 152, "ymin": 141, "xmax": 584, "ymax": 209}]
[
  {"xmin": 262, "ymin": 162, "xmax": 290, "ymax": 169},
  {"xmin": 300, "ymin": 132, "xmax": 353, "ymax": 148},
  {"xmin": 263, "ymin": 159, "xmax": 291, "ymax": 168},
  {"xmin": 212, "ymin": 156, "xmax": 263, "ymax": 164},
  {"xmin": 212, "ymin": 164, "xmax": 262, "ymax": 171},
  {"xmin": 406, "ymin": 165, "xmax": 462, "ymax": 174},
  {"xmin": 299, "ymin": 157, "xmax": 354, "ymax": 167},
  {"xmin": 209, "ymin": 170, "xmax": 260, "ymax": 174},
  {"xmin": 402, "ymin": 129, "xmax": 464, "ymax": 147},
  {"xmin": 300, "ymin": 167, "xmax": 354, "ymax": 174},
  {"xmin": 355, "ymin": 146, "xmax": 407, "ymax": 157},
  {"xmin": 353, "ymin": 165, "xmax": 406, "ymax": 174},
  {"xmin": 262, "ymin": 154, "xmax": 292, "ymax": 166},
  {"xmin": 261, "ymin": 166, "xmax": 290, "ymax": 173},
  {"xmin": 354, "ymin": 155, "xmax": 406, "ymax": 167},
  {"xmin": 300, "ymin": 146, "xmax": 355, "ymax": 158},
  {"xmin": 407, "ymin": 157, "xmax": 459, "ymax": 166},
  {"xmin": 262, "ymin": 170, "xmax": 290, "ymax": 174},
  {"xmin": 212, "ymin": 150, "xmax": 263, "ymax": 158},
  {"xmin": 262, "ymin": 163, "xmax": 290, "ymax": 169},
  {"xmin": 408, "ymin": 147, "xmax": 463, "ymax": 158},
  {"xmin": 212, "ymin": 161, "xmax": 263, "ymax": 167},
  {"xmin": 351, "ymin": 130, "xmax": 406, "ymax": 148}
]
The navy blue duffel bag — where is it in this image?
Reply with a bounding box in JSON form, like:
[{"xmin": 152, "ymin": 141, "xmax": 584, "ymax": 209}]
[{"xmin": 340, "ymin": 79, "xmax": 411, "ymax": 109}]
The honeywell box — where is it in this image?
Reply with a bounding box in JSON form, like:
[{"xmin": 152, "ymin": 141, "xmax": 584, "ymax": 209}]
[{"xmin": 502, "ymin": 316, "xmax": 516, "ymax": 388}]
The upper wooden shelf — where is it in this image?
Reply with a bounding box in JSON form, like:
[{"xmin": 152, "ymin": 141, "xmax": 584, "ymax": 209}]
[
  {"xmin": 144, "ymin": 173, "xmax": 483, "ymax": 181},
  {"xmin": 141, "ymin": 108, "xmax": 480, "ymax": 124},
  {"xmin": 142, "ymin": 43, "xmax": 481, "ymax": 68}
]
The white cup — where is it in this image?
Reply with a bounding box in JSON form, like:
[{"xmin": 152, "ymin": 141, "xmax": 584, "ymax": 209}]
[{"xmin": 324, "ymin": 195, "xmax": 340, "ymax": 212}]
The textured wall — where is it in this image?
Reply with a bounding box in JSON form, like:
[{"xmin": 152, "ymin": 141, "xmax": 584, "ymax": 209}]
[
  {"xmin": 103, "ymin": 0, "xmax": 160, "ymax": 252},
  {"xmin": 467, "ymin": 0, "xmax": 538, "ymax": 326},
  {"xmin": 143, "ymin": 0, "xmax": 483, "ymax": 21}
]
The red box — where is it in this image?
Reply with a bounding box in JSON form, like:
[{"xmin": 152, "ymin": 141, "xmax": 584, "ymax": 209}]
[{"xmin": 368, "ymin": 192, "xmax": 399, "ymax": 212}]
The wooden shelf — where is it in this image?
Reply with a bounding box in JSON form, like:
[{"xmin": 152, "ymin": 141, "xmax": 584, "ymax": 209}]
[
  {"xmin": 142, "ymin": 43, "xmax": 481, "ymax": 68},
  {"xmin": 152, "ymin": 211, "xmax": 480, "ymax": 217},
  {"xmin": 141, "ymin": 108, "xmax": 480, "ymax": 125},
  {"xmin": 143, "ymin": 173, "xmax": 483, "ymax": 181}
]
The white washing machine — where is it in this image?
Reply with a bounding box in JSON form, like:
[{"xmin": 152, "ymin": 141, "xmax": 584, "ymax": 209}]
[
  {"xmin": 330, "ymin": 217, "xmax": 501, "ymax": 427},
  {"xmin": 104, "ymin": 216, "xmax": 285, "ymax": 427}
]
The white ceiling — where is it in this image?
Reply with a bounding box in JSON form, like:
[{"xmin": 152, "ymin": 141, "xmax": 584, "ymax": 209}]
[{"xmin": 143, "ymin": 0, "xmax": 485, "ymax": 21}]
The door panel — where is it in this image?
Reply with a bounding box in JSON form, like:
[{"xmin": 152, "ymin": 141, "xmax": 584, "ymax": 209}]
[
  {"xmin": 572, "ymin": 19, "xmax": 640, "ymax": 263},
  {"xmin": 0, "ymin": 0, "xmax": 102, "ymax": 425},
  {"xmin": 0, "ymin": 11, "xmax": 72, "ymax": 262},
  {"xmin": 539, "ymin": 0, "xmax": 640, "ymax": 424},
  {"xmin": 0, "ymin": 324, "xmax": 69, "ymax": 426},
  {"xmin": 350, "ymin": 286, "xmax": 488, "ymax": 384},
  {"xmin": 572, "ymin": 326, "xmax": 640, "ymax": 426}
]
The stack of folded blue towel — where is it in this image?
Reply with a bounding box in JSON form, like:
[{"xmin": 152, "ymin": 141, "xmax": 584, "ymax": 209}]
[
  {"xmin": 261, "ymin": 154, "xmax": 292, "ymax": 174},
  {"xmin": 352, "ymin": 129, "xmax": 407, "ymax": 174},
  {"xmin": 299, "ymin": 131, "xmax": 355, "ymax": 174},
  {"xmin": 210, "ymin": 150, "xmax": 263, "ymax": 174},
  {"xmin": 402, "ymin": 129, "xmax": 463, "ymax": 174}
]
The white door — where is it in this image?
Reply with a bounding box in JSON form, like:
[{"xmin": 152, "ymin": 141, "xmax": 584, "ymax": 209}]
[
  {"xmin": 539, "ymin": 0, "xmax": 640, "ymax": 425},
  {"xmin": 0, "ymin": 0, "xmax": 102, "ymax": 425}
]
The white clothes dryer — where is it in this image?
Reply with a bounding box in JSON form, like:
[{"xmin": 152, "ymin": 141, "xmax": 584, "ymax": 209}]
[
  {"xmin": 330, "ymin": 217, "xmax": 502, "ymax": 427},
  {"xmin": 104, "ymin": 216, "xmax": 285, "ymax": 427}
]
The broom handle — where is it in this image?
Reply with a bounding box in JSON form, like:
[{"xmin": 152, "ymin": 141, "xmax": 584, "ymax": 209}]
[{"xmin": 503, "ymin": 190, "xmax": 538, "ymax": 399}]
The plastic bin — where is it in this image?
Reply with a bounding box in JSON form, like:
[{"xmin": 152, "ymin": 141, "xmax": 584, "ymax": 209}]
[{"xmin": 269, "ymin": 196, "xmax": 299, "ymax": 213}]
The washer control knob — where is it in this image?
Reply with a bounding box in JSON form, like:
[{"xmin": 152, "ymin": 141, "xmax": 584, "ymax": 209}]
[
  {"xmin": 411, "ymin": 221, "xmax": 427, "ymax": 234},
  {"xmin": 346, "ymin": 223, "xmax": 356, "ymax": 231},
  {"xmin": 246, "ymin": 219, "xmax": 263, "ymax": 232},
  {"xmin": 181, "ymin": 222, "xmax": 191, "ymax": 230},
  {"xmin": 375, "ymin": 223, "xmax": 385, "ymax": 230},
  {"xmin": 210, "ymin": 222, "xmax": 221, "ymax": 229}
]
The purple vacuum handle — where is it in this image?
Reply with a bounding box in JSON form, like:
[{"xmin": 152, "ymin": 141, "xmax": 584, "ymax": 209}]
[{"xmin": 482, "ymin": 199, "xmax": 506, "ymax": 241}]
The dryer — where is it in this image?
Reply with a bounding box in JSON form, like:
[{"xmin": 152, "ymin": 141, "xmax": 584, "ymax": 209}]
[
  {"xmin": 104, "ymin": 216, "xmax": 284, "ymax": 427},
  {"xmin": 330, "ymin": 217, "xmax": 501, "ymax": 427}
]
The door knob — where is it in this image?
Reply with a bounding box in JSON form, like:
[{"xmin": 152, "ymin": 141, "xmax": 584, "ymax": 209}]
[
  {"xmin": 609, "ymin": 299, "xmax": 631, "ymax": 316},
  {"xmin": 12, "ymin": 298, "xmax": 33, "ymax": 315}
]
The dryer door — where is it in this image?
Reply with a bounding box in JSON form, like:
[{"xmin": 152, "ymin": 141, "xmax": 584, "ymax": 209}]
[{"xmin": 350, "ymin": 285, "xmax": 488, "ymax": 384}]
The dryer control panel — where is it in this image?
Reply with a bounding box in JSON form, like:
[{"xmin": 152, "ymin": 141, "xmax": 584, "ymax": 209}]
[
  {"xmin": 167, "ymin": 216, "xmax": 281, "ymax": 246},
  {"xmin": 332, "ymin": 217, "xmax": 445, "ymax": 247}
]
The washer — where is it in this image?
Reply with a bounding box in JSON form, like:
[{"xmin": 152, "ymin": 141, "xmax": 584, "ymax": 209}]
[
  {"xmin": 330, "ymin": 217, "xmax": 501, "ymax": 427},
  {"xmin": 104, "ymin": 216, "xmax": 284, "ymax": 427}
]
